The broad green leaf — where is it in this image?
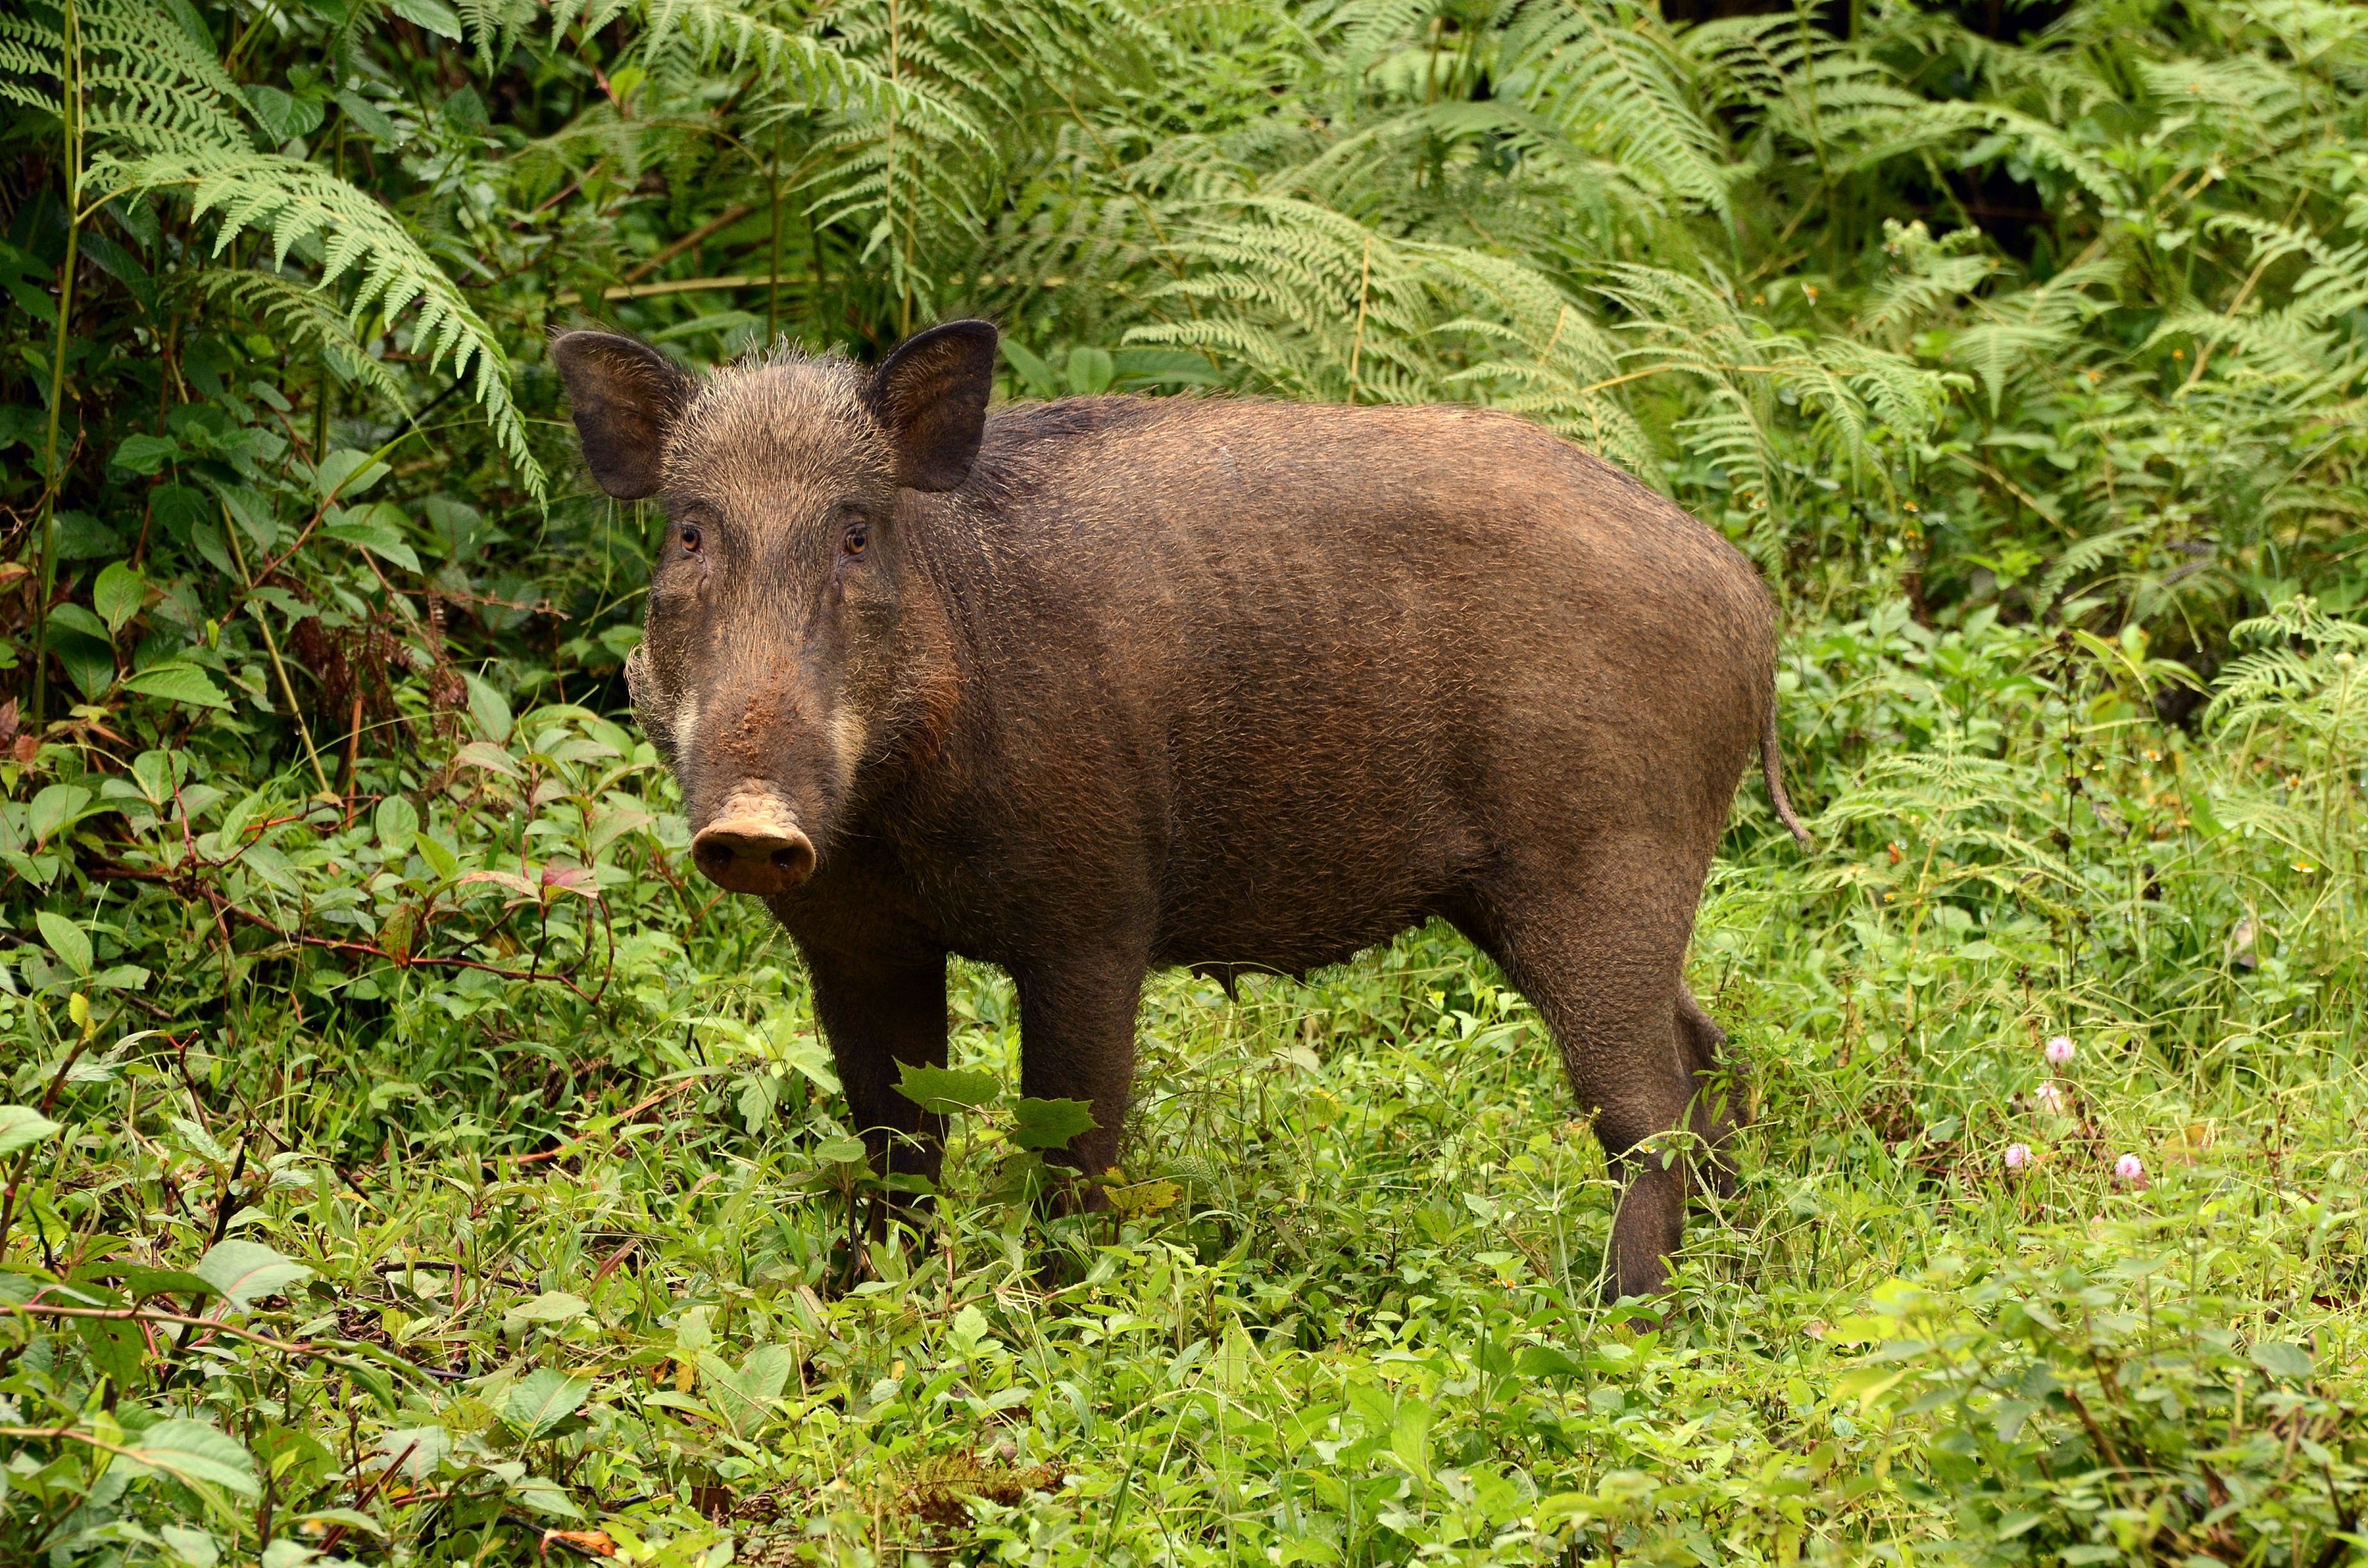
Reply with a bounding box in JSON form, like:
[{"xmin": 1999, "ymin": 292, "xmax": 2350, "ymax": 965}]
[
  {"xmin": 313, "ymin": 448, "xmax": 390, "ymax": 502},
  {"xmin": 503, "ymin": 1368, "xmax": 591, "ymax": 1437},
  {"xmin": 36, "ymin": 911, "xmax": 92, "ymax": 976},
  {"xmin": 0, "ymin": 1105, "xmax": 63, "ymax": 1157},
  {"xmin": 812, "ymin": 1134, "xmax": 868, "ymax": 1166},
  {"xmin": 1000, "ymin": 339, "xmax": 1061, "ymax": 399},
  {"xmin": 120, "ymin": 1419, "xmax": 260, "ymax": 1498},
  {"xmin": 110, "ymin": 433, "xmax": 180, "ymax": 475},
  {"xmin": 160, "ymin": 1524, "xmax": 220, "ymax": 1568},
  {"xmin": 324, "ymin": 503, "xmax": 423, "ymax": 573},
  {"xmin": 697, "ymin": 1344, "xmax": 792, "ymax": 1435},
  {"xmin": 1010, "ymin": 1097, "xmax": 1097, "ymax": 1151},
  {"xmin": 2251, "ymin": 1340, "xmax": 2313, "ymax": 1380},
  {"xmin": 464, "ymin": 673, "xmax": 513, "ymax": 744},
  {"xmin": 122, "ymin": 663, "xmax": 233, "ymax": 710},
  {"xmin": 388, "ymin": 0, "xmax": 464, "ymax": 38},
  {"xmin": 194, "ymin": 1239, "xmax": 312, "ymax": 1309},
  {"xmin": 895, "ymin": 1062, "xmax": 1002, "ymax": 1116},
  {"xmin": 28, "ymin": 785, "xmax": 94, "ymax": 845},
  {"xmin": 415, "ymin": 831, "xmax": 462, "ymax": 881},
  {"xmin": 375, "ymin": 794, "xmax": 420, "ymax": 856},
  {"xmin": 504, "ymin": 1290, "xmax": 589, "ymax": 1335},
  {"xmin": 93, "ymin": 562, "xmax": 147, "ymax": 633}
]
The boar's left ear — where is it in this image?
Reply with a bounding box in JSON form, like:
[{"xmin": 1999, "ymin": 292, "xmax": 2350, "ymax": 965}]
[
  {"xmin": 550, "ymin": 330, "xmax": 696, "ymax": 500},
  {"xmin": 866, "ymin": 320, "xmax": 998, "ymax": 493}
]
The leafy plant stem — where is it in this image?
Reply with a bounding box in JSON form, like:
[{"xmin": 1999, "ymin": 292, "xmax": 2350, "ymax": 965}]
[
  {"xmin": 32, "ymin": 0, "xmax": 85, "ymax": 730},
  {"xmin": 219, "ymin": 507, "xmax": 334, "ymax": 798}
]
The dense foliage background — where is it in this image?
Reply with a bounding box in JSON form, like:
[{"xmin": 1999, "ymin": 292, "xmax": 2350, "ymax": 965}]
[{"xmin": 3, "ymin": 0, "xmax": 2365, "ymax": 1562}]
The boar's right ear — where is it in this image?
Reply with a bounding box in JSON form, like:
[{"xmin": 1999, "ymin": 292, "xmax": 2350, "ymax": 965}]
[
  {"xmin": 550, "ymin": 331, "xmax": 696, "ymax": 500},
  {"xmin": 866, "ymin": 319, "xmax": 998, "ymax": 493}
]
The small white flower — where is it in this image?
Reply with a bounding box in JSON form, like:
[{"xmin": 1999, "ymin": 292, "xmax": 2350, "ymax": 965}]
[{"xmin": 2035, "ymin": 1081, "xmax": 2067, "ymax": 1114}]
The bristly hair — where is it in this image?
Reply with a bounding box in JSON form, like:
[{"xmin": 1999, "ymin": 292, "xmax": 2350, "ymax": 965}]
[{"xmin": 661, "ymin": 343, "xmax": 887, "ymax": 497}]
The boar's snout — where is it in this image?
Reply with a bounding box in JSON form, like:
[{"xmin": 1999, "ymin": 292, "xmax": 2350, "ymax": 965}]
[{"xmin": 690, "ymin": 789, "xmax": 815, "ymax": 895}]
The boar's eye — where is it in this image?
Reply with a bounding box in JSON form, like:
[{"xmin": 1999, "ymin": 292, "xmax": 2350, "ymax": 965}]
[
  {"xmin": 677, "ymin": 523, "xmax": 703, "ymax": 555},
  {"xmin": 841, "ymin": 521, "xmax": 869, "ymax": 558}
]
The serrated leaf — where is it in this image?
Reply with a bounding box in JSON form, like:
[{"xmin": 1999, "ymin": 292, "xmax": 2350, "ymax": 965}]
[
  {"xmin": 194, "ymin": 1239, "xmax": 312, "ymax": 1309},
  {"xmin": 36, "ymin": 911, "xmax": 92, "ymax": 976},
  {"xmin": 121, "ymin": 1419, "xmax": 260, "ymax": 1498},
  {"xmin": 1010, "ymin": 1097, "xmax": 1097, "ymax": 1151},
  {"xmin": 122, "ymin": 662, "xmax": 232, "ymax": 710},
  {"xmin": 503, "ymin": 1368, "xmax": 591, "ymax": 1437},
  {"xmin": 895, "ymin": 1063, "xmax": 1002, "ymax": 1116},
  {"xmin": 0, "ymin": 1105, "xmax": 63, "ymax": 1157},
  {"xmin": 110, "ymin": 433, "xmax": 180, "ymax": 476}
]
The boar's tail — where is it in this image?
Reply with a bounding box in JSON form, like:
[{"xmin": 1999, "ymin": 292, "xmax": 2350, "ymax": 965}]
[{"xmin": 1761, "ymin": 697, "xmax": 1813, "ymax": 851}]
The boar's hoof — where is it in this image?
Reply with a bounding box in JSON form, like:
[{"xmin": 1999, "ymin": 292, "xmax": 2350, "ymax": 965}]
[{"xmin": 691, "ymin": 812, "xmax": 815, "ymax": 895}]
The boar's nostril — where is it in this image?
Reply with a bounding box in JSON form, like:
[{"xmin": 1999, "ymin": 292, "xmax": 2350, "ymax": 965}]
[{"xmin": 689, "ymin": 810, "xmax": 814, "ymax": 895}]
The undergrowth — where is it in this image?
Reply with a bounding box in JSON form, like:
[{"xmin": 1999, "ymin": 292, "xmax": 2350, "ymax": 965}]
[{"xmin": 3, "ymin": 0, "xmax": 2367, "ymax": 1562}]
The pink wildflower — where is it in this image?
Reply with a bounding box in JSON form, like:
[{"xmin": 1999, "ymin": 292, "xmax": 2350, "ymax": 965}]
[
  {"xmin": 2045, "ymin": 1035, "xmax": 2075, "ymax": 1066},
  {"xmin": 2005, "ymin": 1143, "xmax": 2032, "ymax": 1172},
  {"xmin": 2114, "ymin": 1153, "xmax": 2145, "ymax": 1184}
]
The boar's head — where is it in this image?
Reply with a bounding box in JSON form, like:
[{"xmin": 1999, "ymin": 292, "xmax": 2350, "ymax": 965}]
[{"xmin": 551, "ymin": 321, "xmax": 998, "ymax": 895}]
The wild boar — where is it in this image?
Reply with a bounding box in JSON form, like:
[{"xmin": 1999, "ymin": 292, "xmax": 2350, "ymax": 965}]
[{"xmin": 552, "ymin": 319, "xmax": 1809, "ymax": 1300}]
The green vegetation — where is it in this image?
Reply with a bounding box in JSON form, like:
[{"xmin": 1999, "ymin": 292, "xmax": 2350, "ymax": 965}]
[{"xmin": 3, "ymin": 0, "xmax": 2366, "ymax": 1560}]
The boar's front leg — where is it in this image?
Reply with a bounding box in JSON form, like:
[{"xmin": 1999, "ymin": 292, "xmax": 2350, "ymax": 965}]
[
  {"xmin": 802, "ymin": 940, "xmax": 950, "ymax": 1191},
  {"xmin": 1012, "ymin": 956, "xmax": 1144, "ymax": 1197}
]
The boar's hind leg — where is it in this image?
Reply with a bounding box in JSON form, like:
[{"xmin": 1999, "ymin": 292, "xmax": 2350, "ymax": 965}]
[
  {"xmin": 803, "ymin": 943, "xmax": 951, "ymax": 1191},
  {"xmin": 1012, "ymin": 957, "xmax": 1145, "ymax": 1201},
  {"xmin": 1460, "ymin": 858, "xmax": 1708, "ymax": 1302}
]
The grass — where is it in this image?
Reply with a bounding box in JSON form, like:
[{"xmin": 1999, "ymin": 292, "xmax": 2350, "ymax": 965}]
[{"xmin": 5, "ymin": 604, "xmax": 2366, "ymax": 1566}]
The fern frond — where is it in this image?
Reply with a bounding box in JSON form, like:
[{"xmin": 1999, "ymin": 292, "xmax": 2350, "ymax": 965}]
[{"xmin": 99, "ymin": 148, "xmax": 545, "ymax": 498}]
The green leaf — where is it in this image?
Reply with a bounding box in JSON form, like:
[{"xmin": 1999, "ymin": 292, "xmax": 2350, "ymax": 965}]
[
  {"xmin": 388, "ymin": 0, "xmax": 465, "ymax": 38},
  {"xmin": 698, "ymin": 1344, "xmax": 792, "ymax": 1435},
  {"xmin": 895, "ymin": 1062, "xmax": 1002, "ymax": 1116},
  {"xmin": 122, "ymin": 662, "xmax": 233, "ymax": 710},
  {"xmin": 1000, "ymin": 339, "xmax": 1062, "ymax": 400},
  {"xmin": 0, "ymin": 1105, "xmax": 64, "ymax": 1157},
  {"xmin": 464, "ymin": 673, "xmax": 513, "ymax": 744},
  {"xmin": 1513, "ymin": 1344, "xmax": 1585, "ymax": 1381},
  {"xmin": 93, "ymin": 562, "xmax": 148, "ymax": 634},
  {"xmin": 335, "ymin": 90, "xmax": 400, "ymax": 145},
  {"xmin": 36, "ymin": 911, "xmax": 92, "ymax": 976},
  {"xmin": 110, "ymin": 433, "xmax": 180, "ymax": 475},
  {"xmin": 375, "ymin": 795, "xmax": 420, "ymax": 856},
  {"xmin": 1010, "ymin": 1097, "xmax": 1097, "ymax": 1152},
  {"xmin": 120, "ymin": 1420, "xmax": 260, "ymax": 1498},
  {"xmin": 194, "ymin": 1239, "xmax": 313, "ymax": 1310},
  {"xmin": 324, "ymin": 503, "xmax": 422, "ymax": 572},
  {"xmin": 2251, "ymin": 1340, "xmax": 2314, "ymax": 1380},
  {"xmin": 28, "ymin": 785, "xmax": 94, "ymax": 845},
  {"xmin": 503, "ymin": 1368, "xmax": 591, "ymax": 1437},
  {"xmin": 313, "ymin": 448, "xmax": 390, "ymax": 502},
  {"xmin": 812, "ymin": 1134, "xmax": 869, "ymax": 1166},
  {"xmin": 415, "ymin": 831, "xmax": 461, "ymax": 881},
  {"xmin": 49, "ymin": 603, "xmax": 112, "ymax": 643},
  {"xmin": 503, "ymin": 1290, "xmax": 589, "ymax": 1335}
]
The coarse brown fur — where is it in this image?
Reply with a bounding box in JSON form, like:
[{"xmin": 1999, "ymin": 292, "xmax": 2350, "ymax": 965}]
[{"xmin": 552, "ymin": 321, "xmax": 1809, "ymax": 1300}]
